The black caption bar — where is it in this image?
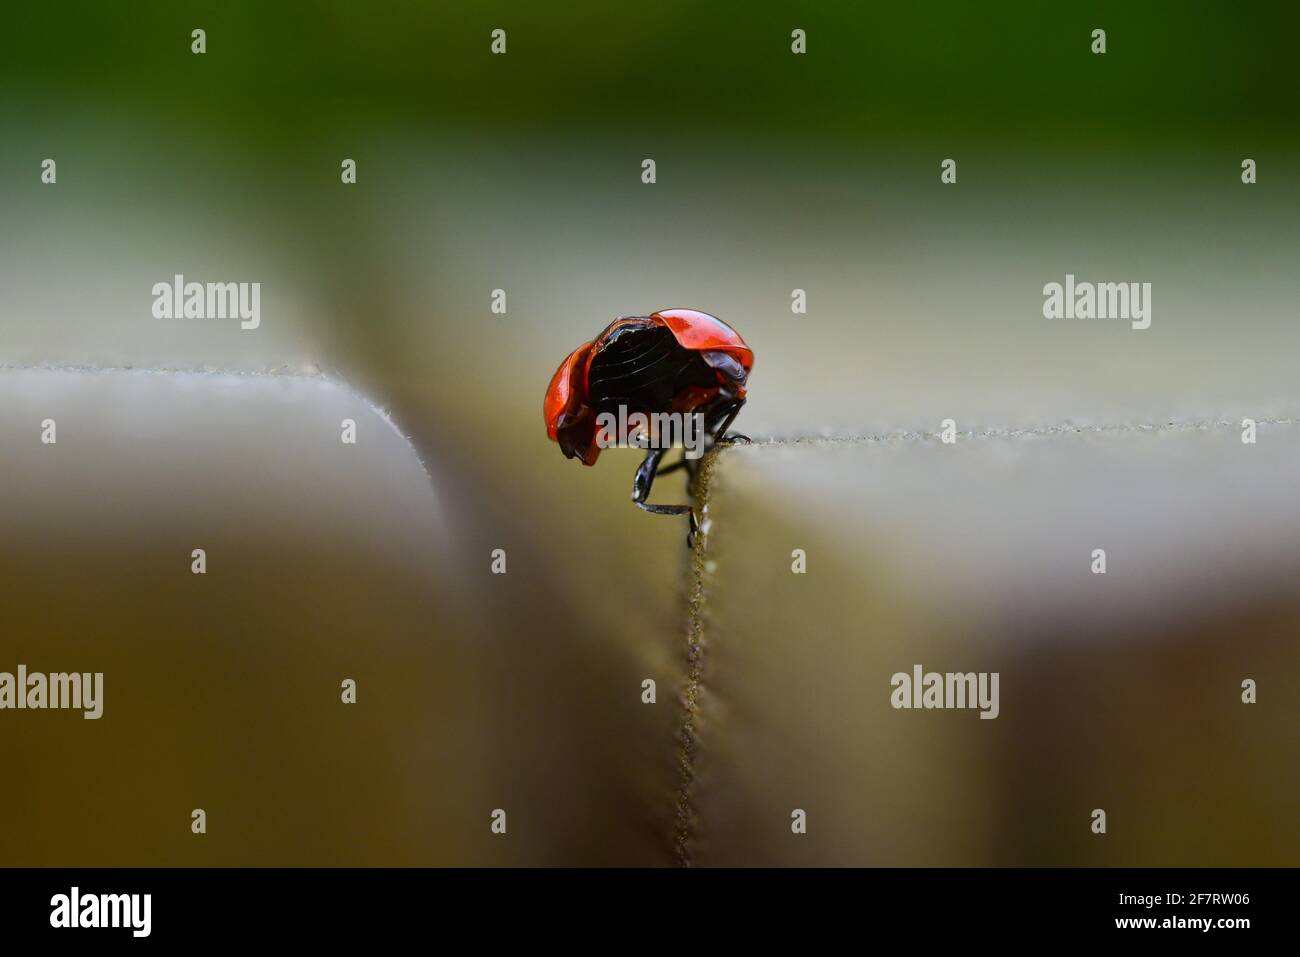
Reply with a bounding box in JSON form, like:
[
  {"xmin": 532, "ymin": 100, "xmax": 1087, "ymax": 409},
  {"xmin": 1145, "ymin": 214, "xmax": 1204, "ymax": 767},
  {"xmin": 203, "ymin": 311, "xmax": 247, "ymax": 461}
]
[{"xmin": 0, "ymin": 867, "xmax": 1288, "ymax": 943}]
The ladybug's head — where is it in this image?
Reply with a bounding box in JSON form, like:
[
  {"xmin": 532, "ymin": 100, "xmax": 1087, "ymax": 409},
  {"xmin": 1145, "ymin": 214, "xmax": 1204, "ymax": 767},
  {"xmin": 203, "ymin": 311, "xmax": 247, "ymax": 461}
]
[
  {"xmin": 543, "ymin": 341, "xmax": 601, "ymax": 465},
  {"xmin": 553, "ymin": 407, "xmax": 600, "ymax": 465}
]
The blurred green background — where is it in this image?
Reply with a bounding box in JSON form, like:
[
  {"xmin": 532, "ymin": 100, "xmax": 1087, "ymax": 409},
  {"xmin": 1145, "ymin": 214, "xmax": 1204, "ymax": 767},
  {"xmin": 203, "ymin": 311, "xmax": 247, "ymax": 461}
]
[{"xmin": 1, "ymin": 2, "xmax": 1297, "ymax": 866}]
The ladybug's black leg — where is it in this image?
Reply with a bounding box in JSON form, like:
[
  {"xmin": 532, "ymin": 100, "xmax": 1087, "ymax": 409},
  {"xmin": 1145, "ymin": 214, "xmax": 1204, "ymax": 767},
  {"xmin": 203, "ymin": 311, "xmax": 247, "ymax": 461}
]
[
  {"xmin": 708, "ymin": 398, "xmax": 750, "ymax": 445},
  {"xmin": 632, "ymin": 447, "xmax": 692, "ymax": 515},
  {"xmin": 632, "ymin": 447, "xmax": 699, "ymax": 546}
]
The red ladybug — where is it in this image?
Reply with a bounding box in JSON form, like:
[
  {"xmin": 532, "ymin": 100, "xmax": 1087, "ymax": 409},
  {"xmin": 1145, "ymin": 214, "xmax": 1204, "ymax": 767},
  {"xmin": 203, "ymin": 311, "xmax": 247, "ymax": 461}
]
[{"xmin": 544, "ymin": 309, "xmax": 752, "ymax": 529}]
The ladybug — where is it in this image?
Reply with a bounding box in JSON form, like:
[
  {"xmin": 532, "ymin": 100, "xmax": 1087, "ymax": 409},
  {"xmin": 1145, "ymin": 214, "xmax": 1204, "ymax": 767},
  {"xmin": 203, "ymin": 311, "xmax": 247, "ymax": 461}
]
[{"xmin": 543, "ymin": 309, "xmax": 752, "ymax": 532}]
